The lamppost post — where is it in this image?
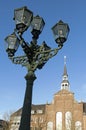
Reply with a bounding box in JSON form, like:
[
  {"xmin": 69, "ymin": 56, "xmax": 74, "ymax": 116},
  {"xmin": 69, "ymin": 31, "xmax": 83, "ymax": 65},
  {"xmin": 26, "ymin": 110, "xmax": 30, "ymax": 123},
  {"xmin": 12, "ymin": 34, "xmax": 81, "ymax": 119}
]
[
  {"xmin": 19, "ymin": 71, "xmax": 36, "ymax": 130},
  {"xmin": 5, "ymin": 6, "xmax": 70, "ymax": 130}
]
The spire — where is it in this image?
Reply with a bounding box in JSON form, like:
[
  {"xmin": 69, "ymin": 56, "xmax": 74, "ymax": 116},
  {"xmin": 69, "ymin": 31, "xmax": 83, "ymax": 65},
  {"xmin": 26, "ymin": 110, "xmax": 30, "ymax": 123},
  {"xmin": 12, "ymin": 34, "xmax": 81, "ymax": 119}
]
[
  {"xmin": 61, "ymin": 56, "xmax": 70, "ymax": 91},
  {"xmin": 63, "ymin": 56, "xmax": 68, "ymax": 76}
]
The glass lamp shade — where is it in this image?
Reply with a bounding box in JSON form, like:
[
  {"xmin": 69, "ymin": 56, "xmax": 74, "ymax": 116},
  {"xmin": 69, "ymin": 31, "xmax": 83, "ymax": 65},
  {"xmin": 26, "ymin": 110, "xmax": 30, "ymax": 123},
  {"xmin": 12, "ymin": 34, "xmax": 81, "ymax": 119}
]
[
  {"xmin": 52, "ymin": 20, "xmax": 70, "ymax": 45},
  {"xmin": 14, "ymin": 6, "xmax": 33, "ymax": 32},
  {"xmin": 31, "ymin": 15, "xmax": 45, "ymax": 33},
  {"xmin": 5, "ymin": 33, "xmax": 19, "ymax": 52}
]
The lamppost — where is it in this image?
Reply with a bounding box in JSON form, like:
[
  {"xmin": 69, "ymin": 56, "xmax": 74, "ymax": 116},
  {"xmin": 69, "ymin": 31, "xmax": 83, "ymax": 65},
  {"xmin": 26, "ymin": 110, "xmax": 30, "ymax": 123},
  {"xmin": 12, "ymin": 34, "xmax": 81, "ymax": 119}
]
[{"xmin": 5, "ymin": 6, "xmax": 70, "ymax": 130}]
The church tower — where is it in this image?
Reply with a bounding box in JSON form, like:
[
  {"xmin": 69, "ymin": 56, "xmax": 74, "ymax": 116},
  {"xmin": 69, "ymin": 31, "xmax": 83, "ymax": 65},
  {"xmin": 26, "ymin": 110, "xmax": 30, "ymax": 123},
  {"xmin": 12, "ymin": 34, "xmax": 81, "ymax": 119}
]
[{"xmin": 61, "ymin": 56, "xmax": 70, "ymax": 91}]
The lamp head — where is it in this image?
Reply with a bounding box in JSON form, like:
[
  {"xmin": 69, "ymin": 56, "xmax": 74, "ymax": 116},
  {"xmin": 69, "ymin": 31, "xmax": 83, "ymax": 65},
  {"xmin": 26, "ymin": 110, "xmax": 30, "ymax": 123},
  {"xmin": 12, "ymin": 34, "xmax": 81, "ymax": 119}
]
[
  {"xmin": 52, "ymin": 20, "xmax": 70, "ymax": 46},
  {"xmin": 5, "ymin": 33, "xmax": 19, "ymax": 57},
  {"xmin": 31, "ymin": 15, "xmax": 45, "ymax": 39},
  {"xmin": 14, "ymin": 6, "xmax": 33, "ymax": 33}
]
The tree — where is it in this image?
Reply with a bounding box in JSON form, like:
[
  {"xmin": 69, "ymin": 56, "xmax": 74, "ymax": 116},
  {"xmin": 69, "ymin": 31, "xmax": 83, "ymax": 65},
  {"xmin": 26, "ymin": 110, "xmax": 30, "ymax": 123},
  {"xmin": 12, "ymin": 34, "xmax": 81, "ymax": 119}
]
[
  {"xmin": 31, "ymin": 115, "xmax": 47, "ymax": 130},
  {"xmin": 3, "ymin": 112, "xmax": 10, "ymax": 130},
  {"xmin": 2, "ymin": 111, "xmax": 14, "ymax": 130}
]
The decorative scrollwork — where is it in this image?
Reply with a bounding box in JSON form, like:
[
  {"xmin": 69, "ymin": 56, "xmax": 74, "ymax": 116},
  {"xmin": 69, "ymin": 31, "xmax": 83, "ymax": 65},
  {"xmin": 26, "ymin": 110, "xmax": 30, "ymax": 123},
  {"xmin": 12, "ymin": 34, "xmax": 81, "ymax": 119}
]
[{"xmin": 10, "ymin": 45, "xmax": 62, "ymax": 72}]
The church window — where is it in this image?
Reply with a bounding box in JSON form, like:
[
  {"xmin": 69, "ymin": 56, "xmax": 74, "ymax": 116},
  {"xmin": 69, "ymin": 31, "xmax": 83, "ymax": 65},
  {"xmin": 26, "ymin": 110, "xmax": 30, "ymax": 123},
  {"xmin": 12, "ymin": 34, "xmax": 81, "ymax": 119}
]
[
  {"xmin": 37, "ymin": 110, "xmax": 43, "ymax": 114},
  {"xmin": 31, "ymin": 110, "xmax": 35, "ymax": 114},
  {"xmin": 65, "ymin": 111, "xmax": 72, "ymax": 130},
  {"xmin": 56, "ymin": 112, "xmax": 62, "ymax": 130},
  {"xmin": 65, "ymin": 84, "xmax": 67, "ymax": 86},
  {"xmin": 75, "ymin": 121, "xmax": 82, "ymax": 130},
  {"xmin": 47, "ymin": 121, "xmax": 53, "ymax": 130}
]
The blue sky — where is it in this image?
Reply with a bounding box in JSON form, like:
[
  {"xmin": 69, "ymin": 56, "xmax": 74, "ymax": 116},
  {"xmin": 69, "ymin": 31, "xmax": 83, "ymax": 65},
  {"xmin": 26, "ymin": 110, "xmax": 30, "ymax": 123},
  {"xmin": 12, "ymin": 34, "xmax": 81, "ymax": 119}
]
[{"xmin": 0, "ymin": 0, "xmax": 86, "ymax": 118}]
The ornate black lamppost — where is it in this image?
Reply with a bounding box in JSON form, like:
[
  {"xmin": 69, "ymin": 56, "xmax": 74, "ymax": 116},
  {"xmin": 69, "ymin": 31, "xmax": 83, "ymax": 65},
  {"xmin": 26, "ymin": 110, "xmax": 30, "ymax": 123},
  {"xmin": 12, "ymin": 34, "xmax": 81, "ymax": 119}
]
[{"xmin": 5, "ymin": 6, "xmax": 70, "ymax": 130}]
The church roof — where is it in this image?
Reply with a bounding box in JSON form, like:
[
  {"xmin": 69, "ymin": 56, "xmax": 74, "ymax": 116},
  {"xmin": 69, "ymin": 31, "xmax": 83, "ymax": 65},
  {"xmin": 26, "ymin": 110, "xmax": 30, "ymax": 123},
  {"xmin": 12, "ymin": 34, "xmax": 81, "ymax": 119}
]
[
  {"xmin": 61, "ymin": 80, "xmax": 69, "ymax": 84},
  {"xmin": 32, "ymin": 104, "xmax": 46, "ymax": 111},
  {"xmin": 11, "ymin": 104, "xmax": 46, "ymax": 117},
  {"xmin": 63, "ymin": 64, "xmax": 68, "ymax": 76}
]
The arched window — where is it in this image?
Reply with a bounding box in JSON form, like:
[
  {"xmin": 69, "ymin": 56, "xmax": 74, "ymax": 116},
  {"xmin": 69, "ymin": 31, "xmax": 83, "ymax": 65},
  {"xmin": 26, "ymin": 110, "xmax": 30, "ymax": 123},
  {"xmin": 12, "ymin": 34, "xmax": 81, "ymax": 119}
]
[
  {"xmin": 56, "ymin": 112, "xmax": 62, "ymax": 130},
  {"xmin": 65, "ymin": 111, "xmax": 72, "ymax": 130},
  {"xmin": 47, "ymin": 122, "xmax": 53, "ymax": 130},
  {"xmin": 75, "ymin": 121, "xmax": 82, "ymax": 130}
]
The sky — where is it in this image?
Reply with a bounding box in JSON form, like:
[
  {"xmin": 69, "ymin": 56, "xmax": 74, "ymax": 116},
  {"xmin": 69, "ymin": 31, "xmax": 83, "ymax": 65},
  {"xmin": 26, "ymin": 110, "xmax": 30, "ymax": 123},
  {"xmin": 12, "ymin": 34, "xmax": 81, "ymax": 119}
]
[{"xmin": 0, "ymin": 0, "xmax": 86, "ymax": 119}]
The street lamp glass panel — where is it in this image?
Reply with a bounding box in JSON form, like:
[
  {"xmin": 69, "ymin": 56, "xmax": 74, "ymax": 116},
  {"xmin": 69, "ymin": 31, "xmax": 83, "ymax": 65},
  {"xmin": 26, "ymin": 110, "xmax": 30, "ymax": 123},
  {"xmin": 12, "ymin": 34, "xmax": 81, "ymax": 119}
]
[
  {"xmin": 52, "ymin": 20, "xmax": 70, "ymax": 44},
  {"xmin": 14, "ymin": 6, "xmax": 33, "ymax": 32},
  {"xmin": 5, "ymin": 33, "xmax": 19, "ymax": 51},
  {"xmin": 31, "ymin": 15, "xmax": 45, "ymax": 32}
]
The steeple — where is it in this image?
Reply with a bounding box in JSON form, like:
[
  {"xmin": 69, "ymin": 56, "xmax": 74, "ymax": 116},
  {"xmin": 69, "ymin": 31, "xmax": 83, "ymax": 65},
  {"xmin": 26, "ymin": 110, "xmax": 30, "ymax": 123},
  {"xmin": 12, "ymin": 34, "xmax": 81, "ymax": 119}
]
[{"xmin": 61, "ymin": 56, "xmax": 70, "ymax": 91}]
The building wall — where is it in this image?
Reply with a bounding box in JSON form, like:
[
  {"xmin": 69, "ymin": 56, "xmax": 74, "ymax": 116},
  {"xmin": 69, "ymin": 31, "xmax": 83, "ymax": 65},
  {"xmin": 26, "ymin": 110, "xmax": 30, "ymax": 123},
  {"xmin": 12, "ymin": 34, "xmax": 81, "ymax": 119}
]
[
  {"xmin": 83, "ymin": 114, "xmax": 86, "ymax": 129},
  {"xmin": 9, "ymin": 89, "xmax": 86, "ymax": 130},
  {"xmin": 46, "ymin": 90, "xmax": 86, "ymax": 130},
  {"xmin": 0, "ymin": 120, "xmax": 8, "ymax": 130}
]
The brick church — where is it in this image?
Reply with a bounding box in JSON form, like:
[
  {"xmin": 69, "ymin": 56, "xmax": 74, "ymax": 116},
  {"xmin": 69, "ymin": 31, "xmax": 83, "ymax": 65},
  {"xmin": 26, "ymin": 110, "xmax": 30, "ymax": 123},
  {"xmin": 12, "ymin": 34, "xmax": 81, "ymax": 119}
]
[{"xmin": 10, "ymin": 57, "xmax": 86, "ymax": 130}]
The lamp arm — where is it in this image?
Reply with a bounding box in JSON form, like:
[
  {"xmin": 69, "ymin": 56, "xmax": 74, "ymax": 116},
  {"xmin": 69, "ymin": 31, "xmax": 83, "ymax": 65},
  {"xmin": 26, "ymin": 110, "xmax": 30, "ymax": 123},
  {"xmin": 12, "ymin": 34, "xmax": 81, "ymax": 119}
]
[
  {"xmin": 10, "ymin": 29, "xmax": 63, "ymax": 71},
  {"xmin": 34, "ymin": 45, "xmax": 62, "ymax": 60},
  {"xmin": 9, "ymin": 45, "xmax": 62, "ymax": 72},
  {"xmin": 31, "ymin": 45, "xmax": 62, "ymax": 70}
]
